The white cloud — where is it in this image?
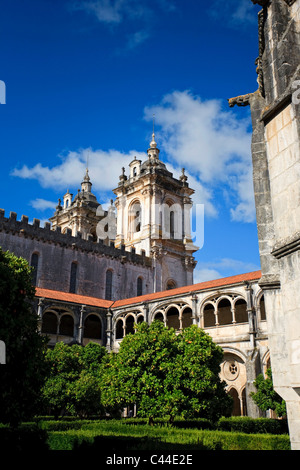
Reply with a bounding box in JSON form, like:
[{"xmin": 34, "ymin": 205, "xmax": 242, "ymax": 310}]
[
  {"xmin": 144, "ymin": 90, "xmax": 254, "ymax": 222},
  {"xmin": 30, "ymin": 198, "xmax": 57, "ymax": 211},
  {"xmin": 12, "ymin": 90, "xmax": 255, "ymax": 223},
  {"xmin": 194, "ymin": 257, "xmax": 260, "ymax": 283},
  {"xmin": 12, "ymin": 148, "xmax": 146, "ymax": 195}
]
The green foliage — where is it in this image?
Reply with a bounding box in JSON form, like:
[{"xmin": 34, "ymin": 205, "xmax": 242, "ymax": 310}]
[
  {"xmin": 44, "ymin": 419, "xmax": 291, "ymax": 451},
  {"xmin": 0, "ymin": 248, "xmax": 48, "ymax": 425},
  {"xmin": 250, "ymin": 368, "xmax": 287, "ymax": 418},
  {"xmin": 41, "ymin": 341, "xmax": 107, "ymax": 418},
  {"xmin": 217, "ymin": 416, "xmax": 289, "ymax": 435},
  {"xmin": 100, "ymin": 322, "xmax": 232, "ymax": 423}
]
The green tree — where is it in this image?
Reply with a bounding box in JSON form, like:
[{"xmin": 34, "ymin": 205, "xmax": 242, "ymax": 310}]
[
  {"xmin": 101, "ymin": 322, "xmax": 232, "ymax": 423},
  {"xmin": 251, "ymin": 367, "xmax": 286, "ymax": 417},
  {"xmin": 42, "ymin": 341, "xmax": 107, "ymax": 417},
  {"xmin": 0, "ymin": 248, "xmax": 48, "ymax": 425}
]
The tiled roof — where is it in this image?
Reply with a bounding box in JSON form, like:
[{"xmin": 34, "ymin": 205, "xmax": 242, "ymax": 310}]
[
  {"xmin": 35, "ymin": 270, "xmax": 261, "ymax": 310},
  {"xmin": 111, "ymin": 270, "xmax": 262, "ymax": 308},
  {"xmin": 35, "ymin": 287, "xmax": 113, "ymax": 309}
]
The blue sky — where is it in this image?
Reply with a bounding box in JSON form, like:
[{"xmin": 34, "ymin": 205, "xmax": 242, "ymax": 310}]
[{"xmin": 0, "ymin": 0, "xmax": 262, "ymax": 282}]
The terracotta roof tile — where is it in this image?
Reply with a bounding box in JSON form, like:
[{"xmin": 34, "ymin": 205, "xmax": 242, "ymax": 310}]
[
  {"xmin": 35, "ymin": 287, "xmax": 113, "ymax": 309},
  {"xmin": 111, "ymin": 270, "xmax": 262, "ymax": 308},
  {"xmin": 35, "ymin": 270, "xmax": 261, "ymax": 310}
]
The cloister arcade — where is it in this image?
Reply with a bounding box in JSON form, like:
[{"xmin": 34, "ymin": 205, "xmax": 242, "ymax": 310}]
[
  {"xmin": 40, "ymin": 305, "xmax": 105, "ymax": 346},
  {"xmin": 35, "ymin": 274, "xmax": 270, "ymax": 418}
]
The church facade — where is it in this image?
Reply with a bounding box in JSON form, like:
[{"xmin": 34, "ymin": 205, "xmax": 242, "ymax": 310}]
[{"xmin": 0, "ymin": 133, "xmax": 270, "ymax": 418}]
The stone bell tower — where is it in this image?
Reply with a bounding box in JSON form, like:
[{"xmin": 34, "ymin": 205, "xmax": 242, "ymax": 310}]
[
  {"xmin": 229, "ymin": 0, "xmax": 300, "ymax": 450},
  {"xmin": 49, "ymin": 168, "xmax": 107, "ymax": 241},
  {"xmin": 113, "ymin": 132, "xmax": 198, "ymax": 292}
]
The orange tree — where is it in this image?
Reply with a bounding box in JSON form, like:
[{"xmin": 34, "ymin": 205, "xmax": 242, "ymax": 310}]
[{"xmin": 100, "ymin": 321, "xmax": 232, "ymax": 423}]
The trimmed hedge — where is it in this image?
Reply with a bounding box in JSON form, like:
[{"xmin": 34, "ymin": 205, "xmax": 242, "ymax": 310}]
[
  {"xmin": 46, "ymin": 421, "xmax": 291, "ymax": 451},
  {"xmin": 217, "ymin": 417, "xmax": 289, "ymax": 435}
]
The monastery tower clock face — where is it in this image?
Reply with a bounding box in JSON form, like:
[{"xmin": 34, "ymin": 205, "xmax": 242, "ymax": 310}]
[{"xmin": 113, "ymin": 133, "xmax": 198, "ymax": 292}]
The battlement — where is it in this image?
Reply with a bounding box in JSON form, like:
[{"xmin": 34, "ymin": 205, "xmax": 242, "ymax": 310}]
[{"xmin": 0, "ymin": 209, "xmax": 152, "ymax": 267}]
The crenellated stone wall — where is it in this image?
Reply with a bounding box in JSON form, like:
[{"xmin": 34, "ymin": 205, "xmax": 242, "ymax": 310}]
[{"xmin": 0, "ymin": 209, "xmax": 154, "ymax": 300}]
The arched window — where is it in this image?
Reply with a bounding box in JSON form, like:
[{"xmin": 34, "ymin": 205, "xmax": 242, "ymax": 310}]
[
  {"xmin": 137, "ymin": 277, "xmax": 143, "ymax": 296},
  {"xmin": 59, "ymin": 314, "xmax": 74, "ymax": 336},
  {"xmin": 181, "ymin": 306, "xmax": 193, "ymax": 329},
  {"xmin": 69, "ymin": 262, "xmax": 77, "ymax": 294},
  {"xmin": 105, "ymin": 270, "xmax": 113, "ymax": 300},
  {"xmin": 137, "ymin": 315, "xmax": 144, "ymax": 324},
  {"xmin": 228, "ymin": 388, "xmax": 240, "ymax": 416},
  {"xmin": 170, "ymin": 211, "xmax": 175, "ymax": 239},
  {"xmin": 30, "ymin": 252, "xmax": 39, "ymax": 286},
  {"xmin": 116, "ymin": 319, "xmax": 124, "ymax": 340},
  {"xmin": 203, "ymin": 303, "xmax": 215, "ymax": 327},
  {"xmin": 166, "ymin": 306, "xmax": 180, "ymax": 330},
  {"xmin": 235, "ymin": 298, "xmax": 248, "ymax": 323},
  {"xmin": 125, "ymin": 315, "xmax": 135, "ymax": 335},
  {"xmin": 41, "ymin": 311, "xmax": 58, "ymax": 334},
  {"xmin": 218, "ymin": 298, "xmax": 232, "ymax": 325},
  {"xmin": 84, "ymin": 314, "xmax": 102, "ymax": 340},
  {"xmin": 260, "ymin": 295, "xmax": 266, "ymax": 320},
  {"xmin": 166, "ymin": 279, "xmax": 176, "ymax": 290},
  {"xmin": 153, "ymin": 312, "xmax": 164, "ymax": 323},
  {"xmin": 129, "ymin": 201, "xmax": 141, "ymax": 234}
]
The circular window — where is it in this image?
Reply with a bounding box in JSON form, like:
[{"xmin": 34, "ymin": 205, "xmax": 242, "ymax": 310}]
[{"xmin": 223, "ymin": 360, "xmax": 240, "ymax": 381}]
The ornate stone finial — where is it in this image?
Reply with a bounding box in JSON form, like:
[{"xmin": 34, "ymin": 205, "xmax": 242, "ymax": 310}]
[
  {"xmin": 150, "ymin": 113, "xmax": 157, "ymax": 148},
  {"xmin": 180, "ymin": 168, "xmax": 188, "ymax": 185},
  {"xmin": 119, "ymin": 167, "xmax": 127, "ymax": 184},
  {"xmin": 56, "ymin": 198, "xmax": 62, "ymax": 211}
]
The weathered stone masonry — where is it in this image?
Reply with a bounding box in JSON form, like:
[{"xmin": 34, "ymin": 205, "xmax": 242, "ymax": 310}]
[
  {"xmin": 0, "ymin": 209, "xmax": 153, "ymax": 301},
  {"xmin": 230, "ymin": 0, "xmax": 300, "ymax": 449}
]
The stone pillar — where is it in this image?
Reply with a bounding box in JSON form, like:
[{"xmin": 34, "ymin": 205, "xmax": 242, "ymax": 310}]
[
  {"xmin": 106, "ymin": 309, "xmax": 113, "ymax": 351},
  {"xmin": 77, "ymin": 305, "xmax": 85, "ymax": 345},
  {"xmin": 245, "ymin": 349, "xmax": 264, "ymax": 418},
  {"xmin": 37, "ymin": 298, "xmax": 44, "ymax": 333},
  {"xmin": 191, "ymin": 294, "xmax": 198, "ymax": 325}
]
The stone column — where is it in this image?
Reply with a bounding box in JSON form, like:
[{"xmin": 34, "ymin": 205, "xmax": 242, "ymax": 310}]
[{"xmin": 106, "ymin": 309, "xmax": 113, "ymax": 351}]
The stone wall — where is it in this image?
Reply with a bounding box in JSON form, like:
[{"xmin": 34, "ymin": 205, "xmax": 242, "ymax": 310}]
[
  {"xmin": 0, "ymin": 209, "xmax": 153, "ymax": 300},
  {"xmin": 236, "ymin": 0, "xmax": 300, "ymax": 449}
]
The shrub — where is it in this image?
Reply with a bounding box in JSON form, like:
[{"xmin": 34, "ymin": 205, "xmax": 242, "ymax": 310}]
[{"xmin": 217, "ymin": 416, "xmax": 289, "ymax": 435}]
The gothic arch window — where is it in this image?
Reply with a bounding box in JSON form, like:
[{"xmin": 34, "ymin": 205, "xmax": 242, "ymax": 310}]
[
  {"xmin": 260, "ymin": 294, "xmax": 266, "ymax": 320},
  {"xmin": 105, "ymin": 269, "xmax": 113, "ymax": 300},
  {"xmin": 203, "ymin": 303, "xmax": 215, "ymax": 327},
  {"xmin": 41, "ymin": 311, "xmax": 58, "ymax": 335},
  {"xmin": 217, "ymin": 298, "xmax": 232, "ymax": 325},
  {"xmin": 116, "ymin": 319, "xmax": 124, "ymax": 340},
  {"xmin": 137, "ymin": 315, "xmax": 144, "ymax": 324},
  {"xmin": 125, "ymin": 315, "xmax": 135, "ymax": 335},
  {"xmin": 181, "ymin": 306, "xmax": 193, "ymax": 329},
  {"xmin": 59, "ymin": 314, "xmax": 74, "ymax": 336},
  {"xmin": 166, "ymin": 306, "xmax": 180, "ymax": 330},
  {"xmin": 153, "ymin": 312, "xmax": 164, "ymax": 323},
  {"xmin": 234, "ymin": 298, "xmax": 248, "ymax": 323},
  {"xmin": 137, "ymin": 277, "xmax": 143, "ymax": 296},
  {"xmin": 84, "ymin": 314, "xmax": 102, "ymax": 340},
  {"xmin": 69, "ymin": 262, "xmax": 78, "ymax": 294},
  {"xmin": 228, "ymin": 388, "xmax": 240, "ymax": 416},
  {"xmin": 30, "ymin": 252, "xmax": 39, "ymax": 286}
]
